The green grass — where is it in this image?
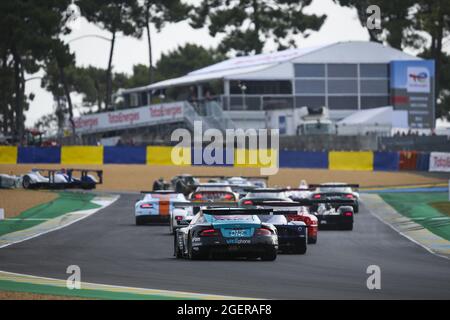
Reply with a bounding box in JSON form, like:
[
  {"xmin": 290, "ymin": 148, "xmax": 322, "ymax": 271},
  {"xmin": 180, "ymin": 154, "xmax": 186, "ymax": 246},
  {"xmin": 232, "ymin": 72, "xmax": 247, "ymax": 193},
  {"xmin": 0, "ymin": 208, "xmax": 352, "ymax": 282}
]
[
  {"xmin": 429, "ymin": 201, "xmax": 450, "ymax": 216},
  {"xmin": 0, "ymin": 192, "xmax": 100, "ymax": 237},
  {"xmin": 380, "ymin": 192, "xmax": 450, "ymax": 241},
  {"xmin": 0, "ymin": 280, "xmax": 190, "ymax": 300}
]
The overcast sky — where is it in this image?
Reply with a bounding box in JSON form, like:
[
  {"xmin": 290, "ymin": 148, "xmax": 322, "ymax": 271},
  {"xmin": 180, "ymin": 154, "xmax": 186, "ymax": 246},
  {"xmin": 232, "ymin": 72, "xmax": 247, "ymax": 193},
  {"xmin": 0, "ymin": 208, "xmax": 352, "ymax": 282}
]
[{"xmin": 25, "ymin": 0, "xmax": 373, "ymax": 126}]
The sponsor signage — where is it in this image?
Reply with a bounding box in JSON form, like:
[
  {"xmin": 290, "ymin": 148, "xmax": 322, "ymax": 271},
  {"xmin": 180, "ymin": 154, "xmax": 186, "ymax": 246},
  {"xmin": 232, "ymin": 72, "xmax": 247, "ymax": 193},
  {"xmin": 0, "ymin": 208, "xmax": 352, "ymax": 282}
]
[
  {"xmin": 390, "ymin": 60, "xmax": 435, "ymax": 129},
  {"xmin": 429, "ymin": 152, "xmax": 450, "ymax": 172},
  {"xmin": 406, "ymin": 67, "xmax": 430, "ymax": 93},
  {"xmin": 72, "ymin": 102, "xmax": 184, "ymax": 134}
]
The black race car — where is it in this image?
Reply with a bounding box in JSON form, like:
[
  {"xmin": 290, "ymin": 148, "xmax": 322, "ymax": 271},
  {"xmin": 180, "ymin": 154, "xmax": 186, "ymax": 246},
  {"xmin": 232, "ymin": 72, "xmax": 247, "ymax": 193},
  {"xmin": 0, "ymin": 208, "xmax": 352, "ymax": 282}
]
[
  {"xmin": 258, "ymin": 213, "xmax": 307, "ymax": 254},
  {"xmin": 153, "ymin": 174, "xmax": 200, "ymax": 196},
  {"xmin": 174, "ymin": 208, "xmax": 278, "ymax": 261},
  {"xmin": 310, "ymin": 183, "xmax": 360, "ymax": 213},
  {"xmin": 312, "ymin": 200, "xmax": 355, "ymax": 230},
  {"xmin": 239, "ymin": 188, "xmax": 292, "ymax": 206}
]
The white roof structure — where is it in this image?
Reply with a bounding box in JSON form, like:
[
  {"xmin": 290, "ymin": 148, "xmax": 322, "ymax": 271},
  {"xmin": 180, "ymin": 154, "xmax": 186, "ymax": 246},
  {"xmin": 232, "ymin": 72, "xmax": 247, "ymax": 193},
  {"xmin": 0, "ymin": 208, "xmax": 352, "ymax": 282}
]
[
  {"xmin": 337, "ymin": 106, "xmax": 409, "ymax": 128},
  {"xmin": 122, "ymin": 41, "xmax": 420, "ymax": 93}
]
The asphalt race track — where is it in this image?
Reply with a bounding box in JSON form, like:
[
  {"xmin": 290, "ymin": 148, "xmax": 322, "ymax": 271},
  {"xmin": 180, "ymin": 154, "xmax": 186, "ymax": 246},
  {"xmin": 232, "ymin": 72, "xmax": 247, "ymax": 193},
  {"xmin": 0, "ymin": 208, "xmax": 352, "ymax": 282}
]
[{"xmin": 0, "ymin": 194, "xmax": 449, "ymax": 299}]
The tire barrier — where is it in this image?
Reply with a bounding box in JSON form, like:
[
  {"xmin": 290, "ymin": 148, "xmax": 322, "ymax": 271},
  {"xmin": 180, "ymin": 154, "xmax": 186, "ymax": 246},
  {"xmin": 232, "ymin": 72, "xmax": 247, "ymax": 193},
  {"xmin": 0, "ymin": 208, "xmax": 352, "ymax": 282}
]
[{"xmin": 0, "ymin": 146, "xmax": 446, "ymax": 172}]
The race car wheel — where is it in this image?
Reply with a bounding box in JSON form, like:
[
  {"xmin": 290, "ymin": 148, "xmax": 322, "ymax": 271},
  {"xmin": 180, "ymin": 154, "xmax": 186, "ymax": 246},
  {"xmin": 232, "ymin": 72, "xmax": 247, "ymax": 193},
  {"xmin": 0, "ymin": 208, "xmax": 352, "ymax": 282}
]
[
  {"xmin": 308, "ymin": 237, "xmax": 317, "ymax": 244},
  {"xmin": 340, "ymin": 223, "xmax": 353, "ymax": 231},
  {"xmin": 187, "ymin": 237, "xmax": 203, "ymax": 260},
  {"xmin": 174, "ymin": 236, "xmax": 183, "ymax": 259},
  {"xmin": 135, "ymin": 217, "xmax": 144, "ymax": 226},
  {"xmin": 353, "ymin": 205, "xmax": 359, "ymax": 213},
  {"xmin": 22, "ymin": 175, "xmax": 32, "ymax": 189},
  {"xmin": 294, "ymin": 244, "xmax": 307, "ymax": 255},
  {"xmin": 260, "ymin": 248, "xmax": 277, "ymax": 261}
]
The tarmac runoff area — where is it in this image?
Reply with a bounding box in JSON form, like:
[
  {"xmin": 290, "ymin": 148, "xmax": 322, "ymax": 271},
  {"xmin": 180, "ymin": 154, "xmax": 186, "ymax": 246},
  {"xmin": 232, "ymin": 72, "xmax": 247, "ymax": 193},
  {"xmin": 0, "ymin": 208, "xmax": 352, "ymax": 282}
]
[{"xmin": 362, "ymin": 190, "xmax": 450, "ymax": 260}]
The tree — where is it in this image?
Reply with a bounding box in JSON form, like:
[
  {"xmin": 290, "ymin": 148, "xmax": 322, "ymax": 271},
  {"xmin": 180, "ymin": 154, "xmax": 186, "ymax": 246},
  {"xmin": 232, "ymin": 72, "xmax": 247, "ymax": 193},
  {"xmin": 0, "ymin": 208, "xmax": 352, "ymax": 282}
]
[
  {"xmin": 154, "ymin": 44, "xmax": 225, "ymax": 81},
  {"xmin": 79, "ymin": 0, "xmax": 142, "ymax": 110},
  {"xmin": 334, "ymin": 0, "xmax": 417, "ymax": 49},
  {"xmin": 137, "ymin": 0, "xmax": 189, "ymax": 84},
  {"xmin": 413, "ymin": 0, "xmax": 450, "ymax": 120},
  {"xmin": 190, "ymin": 0, "xmax": 326, "ymax": 55},
  {"xmin": 336, "ymin": 0, "xmax": 450, "ymax": 120},
  {"xmin": 0, "ymin": 0, "xmax": 73, "ymax": 143}
]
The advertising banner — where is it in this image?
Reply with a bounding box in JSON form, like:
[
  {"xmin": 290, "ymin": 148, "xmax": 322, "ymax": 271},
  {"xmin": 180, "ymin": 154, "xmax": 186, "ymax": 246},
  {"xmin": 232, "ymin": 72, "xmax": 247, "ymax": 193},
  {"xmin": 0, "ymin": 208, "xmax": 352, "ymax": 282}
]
[
  {"xmin": 390, "ymin": 60, "xmax": 435, "ymax": 129},
  {"xmin": 429, "ymin": 152, "xmax": 450, "ymax": 172},
  {"xmin": 73, "ymin": 102, "xmax": 184, "ymax": 134}
]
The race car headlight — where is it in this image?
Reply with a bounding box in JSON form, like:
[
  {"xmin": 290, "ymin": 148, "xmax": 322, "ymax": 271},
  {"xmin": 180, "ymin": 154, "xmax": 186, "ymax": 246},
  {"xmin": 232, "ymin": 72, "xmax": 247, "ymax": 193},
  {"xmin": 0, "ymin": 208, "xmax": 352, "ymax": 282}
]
[{"xmin": 140, "ymin": 203, "xmax": 153, "ymax": 209}]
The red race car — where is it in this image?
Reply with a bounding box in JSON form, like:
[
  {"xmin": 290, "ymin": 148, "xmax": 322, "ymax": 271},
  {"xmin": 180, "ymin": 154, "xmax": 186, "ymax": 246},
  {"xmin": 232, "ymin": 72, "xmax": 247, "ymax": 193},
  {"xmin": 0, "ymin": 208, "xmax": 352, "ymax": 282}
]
[{"xmin": 240, "ymin": 189, "xmax": 318, "ymax": 244}]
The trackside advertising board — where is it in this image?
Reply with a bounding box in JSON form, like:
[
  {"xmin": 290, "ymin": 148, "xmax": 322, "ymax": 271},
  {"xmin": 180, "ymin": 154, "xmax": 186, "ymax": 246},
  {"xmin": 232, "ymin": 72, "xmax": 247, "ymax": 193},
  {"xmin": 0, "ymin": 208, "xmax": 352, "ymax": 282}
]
[
  {"xmin": 73, "ymin": 102, "xmax": 184, "ymax": 134},
  {"xmin": 390, "ymin": 60, "xmax": 435, "ymax": 129},
  {"xmin": 429, "ymin": 152, "xmax": 450, "ymax": 172}
]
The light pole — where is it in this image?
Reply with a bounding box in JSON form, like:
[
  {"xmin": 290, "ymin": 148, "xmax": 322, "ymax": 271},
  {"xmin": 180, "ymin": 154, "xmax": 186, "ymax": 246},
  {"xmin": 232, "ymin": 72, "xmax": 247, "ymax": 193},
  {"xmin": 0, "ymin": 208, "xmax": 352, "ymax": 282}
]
[{"xmin": 239, "ymin": 82, "xmax": 247, "ymax": 110}]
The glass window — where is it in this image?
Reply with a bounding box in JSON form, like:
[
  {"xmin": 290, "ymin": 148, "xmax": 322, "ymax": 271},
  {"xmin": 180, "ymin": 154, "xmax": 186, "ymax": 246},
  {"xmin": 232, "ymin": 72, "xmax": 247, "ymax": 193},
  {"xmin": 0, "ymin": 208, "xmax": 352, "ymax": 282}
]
[
  {"xmin": 294, "ymin": 64, "xmax": 325, "ymax": 77},
  {"xmin": 230, "ymin": 80, "xmax": 292, "ymax": 95},
  {"xmin": 295, "ymin": 80, "xmax": 325, "ymax": 94},
  {"xmin": 360, "ymin": 64, "xmax": 388, "ymax": 78},
  {"xmin": 295, "ymin": 96, "xmax": 325, "ymax": 108},
  {"xmin": 360, "ymin": 80, "xmax": 389, "ymax": 94},
  {"xmin": 361, "ymin": 96, "xmax": 390, "ymax": 109},
  {"xmin": 328, "ymin": 96, "xmax": 358, "ymax": 110},
  {"xmin": 327, "ymin": 79, "xmax": 358, "ymax": 94},
  {"xmin": 130, "ymin": 93, "xmax": 139, "ymax": 107},
  {"xmin": 263, "ymin": 97, "xmax": 294, "ymax": 110},
  {"xmin": 328, "ymin": 64, "xmax": 357, "ymax": 78},
  {"xmin": 229, "ymin": 96, "xmax": 261, "ymax": 110},
  {"xmin": 258, "ymin": 215, "xmax": 287, "ymax": 224},
  {"xmin": 141, "ymin": 92, "xmax": 148, "ymax": 106}
]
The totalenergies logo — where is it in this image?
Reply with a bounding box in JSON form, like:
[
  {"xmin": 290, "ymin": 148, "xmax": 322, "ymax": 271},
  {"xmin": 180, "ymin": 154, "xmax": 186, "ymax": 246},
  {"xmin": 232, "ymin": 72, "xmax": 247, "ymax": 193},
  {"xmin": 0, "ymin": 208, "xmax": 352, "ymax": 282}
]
[{"xmin": 409, "ymin": 72, "xmax": 428, "ymax": 83}]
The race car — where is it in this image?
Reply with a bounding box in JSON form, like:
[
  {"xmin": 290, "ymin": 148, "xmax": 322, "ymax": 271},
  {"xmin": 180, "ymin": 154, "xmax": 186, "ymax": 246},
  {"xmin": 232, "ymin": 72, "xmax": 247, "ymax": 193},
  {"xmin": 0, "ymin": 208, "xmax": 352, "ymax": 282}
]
[
  {"xmin": 195, "ymin": 175, "xmax": 269, "ymax": 197},
  {"xmin": 286, "ymin": 180, "xmax": 312, "ymax": 201},
  {"xmin": 239, "ymin": 188, "xmax": 292, "ymax": 206},
  {"xmin": 174, "ymin": 207, "xmax": 278, "ymax": 261},
  {"xmin": 309, "ymin": 183, "xmax": 360, "ymax": 213},
  {"xmin": 22, "ymin": 168, "xmax": 102, "ymax": 190},
  {"xmin": 240, "ymin": 190, "xmax": 318, "ymax": 244},
  {"xmin": 152, "ymin": 174, "xmax": 200, "ymax": 196},
  {"xmin": 313, "ymin": 201, "xmax": 355, "ymax": 230},
  {"xmin": 190, "ymin": 183, "xmax": 239, "ymax": 203},
  {"xmin": 257, "ymin": 213, "xmax": 307, "ymax": 254},
  {"xmin": 135, "ymin": 191, "xmax": 191, "ymax": 226}
]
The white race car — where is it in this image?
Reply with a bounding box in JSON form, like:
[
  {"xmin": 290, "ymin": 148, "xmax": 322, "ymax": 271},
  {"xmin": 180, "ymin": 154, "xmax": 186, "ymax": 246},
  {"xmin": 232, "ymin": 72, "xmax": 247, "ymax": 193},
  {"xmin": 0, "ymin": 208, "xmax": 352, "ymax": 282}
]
[
  {"xmin": 22, "ymin": 169, "xmax": 101, "ymax": 190},
  {"xmin": 135, "ymin": 191, "xmax": 194, "ymax": 233}
]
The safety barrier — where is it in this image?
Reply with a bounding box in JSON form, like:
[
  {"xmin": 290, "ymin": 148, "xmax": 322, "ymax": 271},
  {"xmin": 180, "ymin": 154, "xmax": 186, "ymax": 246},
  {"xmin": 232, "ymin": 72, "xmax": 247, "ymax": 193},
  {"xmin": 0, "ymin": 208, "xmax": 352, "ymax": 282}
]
[
  {"xmin": 0, "ymin": 146, "xmax": 445, "ymax": 172},
  {"xmin": 329, "ymin": 151, "xmax": 374, "ymax": 171},
  {"xmin": 373, "ymin": 152, "xmax": 399, "ymax": 171}
]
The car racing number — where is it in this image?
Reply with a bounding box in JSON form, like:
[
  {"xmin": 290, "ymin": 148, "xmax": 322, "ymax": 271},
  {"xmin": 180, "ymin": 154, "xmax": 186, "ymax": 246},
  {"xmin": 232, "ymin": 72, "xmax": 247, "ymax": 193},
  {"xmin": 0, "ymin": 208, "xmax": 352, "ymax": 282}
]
[{"xmin": 229, "ymin": 229, "xmax": 246, "ymax": 237}]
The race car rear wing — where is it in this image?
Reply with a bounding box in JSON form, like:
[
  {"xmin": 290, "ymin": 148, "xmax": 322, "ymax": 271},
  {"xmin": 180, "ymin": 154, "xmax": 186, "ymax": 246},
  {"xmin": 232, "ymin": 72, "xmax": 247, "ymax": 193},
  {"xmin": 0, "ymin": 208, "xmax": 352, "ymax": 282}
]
[
  {"xmin": 202, "ymin": 208, "xmax": 273, "ymax": 215},
  {"xmin": 140, "ymin": 190, "xmax": 178, "ymax": 194},
  {"xmin": 194, "ymin": 175, "xmax": 269, "ymax": 181},
  {"xmin": 308, "ymin": 184, "xmax": 360, "ymax": 189},
  {"xmin": 243, "ymin": 199, "xmax": 356, "ymax": 207}
]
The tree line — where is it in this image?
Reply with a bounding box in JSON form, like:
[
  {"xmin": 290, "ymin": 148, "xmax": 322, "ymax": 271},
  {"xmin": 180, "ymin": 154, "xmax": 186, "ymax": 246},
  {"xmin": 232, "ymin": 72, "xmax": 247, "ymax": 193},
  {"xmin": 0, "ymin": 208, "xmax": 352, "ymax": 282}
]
[{"xmin": 0, "ymin": 0, "xmax": 449, "ymax": 143}]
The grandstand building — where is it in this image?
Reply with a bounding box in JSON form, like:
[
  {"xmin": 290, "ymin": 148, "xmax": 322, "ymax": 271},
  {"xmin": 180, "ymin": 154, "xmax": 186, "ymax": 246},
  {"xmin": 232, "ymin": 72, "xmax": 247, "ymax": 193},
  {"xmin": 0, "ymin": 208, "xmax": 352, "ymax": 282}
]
[{"xmin": 74, "ymin": 41, "xmax": 435, "ymax": 144}]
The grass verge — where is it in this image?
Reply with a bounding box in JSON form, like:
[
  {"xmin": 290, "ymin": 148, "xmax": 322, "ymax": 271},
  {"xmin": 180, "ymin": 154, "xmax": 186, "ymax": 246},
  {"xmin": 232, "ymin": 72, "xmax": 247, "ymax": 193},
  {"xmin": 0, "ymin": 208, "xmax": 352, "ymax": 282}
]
[
  {"xmin": 380, "ymin": 192, "xmax": 450, "ymax": 241},
  {"xmin": 0, "ymin": 192, "xmax": 99, "ymax": 237}
]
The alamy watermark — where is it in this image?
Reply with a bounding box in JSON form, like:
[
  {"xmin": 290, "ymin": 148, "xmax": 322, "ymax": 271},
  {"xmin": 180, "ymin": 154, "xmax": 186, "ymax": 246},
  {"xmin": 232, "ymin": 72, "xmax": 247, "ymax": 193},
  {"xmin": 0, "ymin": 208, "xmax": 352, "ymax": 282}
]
[
  {"xmin": 366, "ymin": 265, "xmax": 381, "ymax": 290},
  {"xmin": 66, "ymin": 265, "xmax": 81, "ymax": 290},
  {"xmin": 366, "ymin": 5, "xmax": 381, "ymax": 30},
  {"xmin": 171, "ymin": 121, "xmax": 279, "ymax": 176}
]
